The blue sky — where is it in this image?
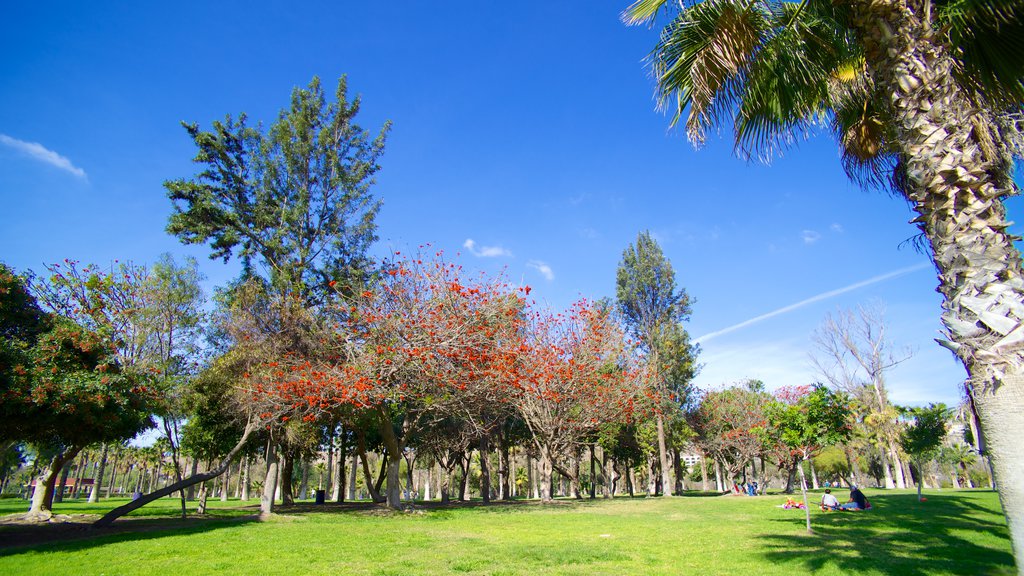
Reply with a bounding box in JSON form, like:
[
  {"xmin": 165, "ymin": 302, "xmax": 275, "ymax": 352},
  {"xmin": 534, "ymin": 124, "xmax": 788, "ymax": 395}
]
[{"xmin": 2, "ymin": 1, "xmax": 1016, "ymax": 407}]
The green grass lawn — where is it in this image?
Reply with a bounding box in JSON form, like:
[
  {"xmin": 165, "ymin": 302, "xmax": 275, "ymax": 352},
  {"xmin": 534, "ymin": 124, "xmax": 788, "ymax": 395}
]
[{"xmin": 0, "ymin": 489, "xmax": 1014, "ymax": 575}]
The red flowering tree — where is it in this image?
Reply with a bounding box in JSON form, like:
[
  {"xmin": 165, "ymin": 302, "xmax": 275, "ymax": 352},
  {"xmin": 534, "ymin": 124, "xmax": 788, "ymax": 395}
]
[
  {"xmin": 689, "ymin": 381, "xmax": 769, "ymax": 491},
  {"xmin": 0, "ymin": 265, "xmax": 157, "ymax": 520},
  {"xmin": 244, "ymin": 251, "xmax": 528, "ymax": 509},
  {"xmin": 512, "ymin": 300, "xmax": 644, "ymax": 501}
]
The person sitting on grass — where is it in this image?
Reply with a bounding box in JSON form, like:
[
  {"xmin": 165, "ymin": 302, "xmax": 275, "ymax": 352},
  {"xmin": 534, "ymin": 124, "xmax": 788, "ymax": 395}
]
[
  {"xmin": 841, "ymin": 486, "xmax": 871, "ymax": 510},
  {"xmin": 820, "ymin": 488, "xmax": 841, "ymax": 511}
]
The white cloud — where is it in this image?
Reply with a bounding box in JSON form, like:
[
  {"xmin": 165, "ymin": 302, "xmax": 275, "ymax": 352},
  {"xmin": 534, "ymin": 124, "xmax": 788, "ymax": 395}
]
[
  {"xmin": 830, "ymin": 223, "xmax": 844, "ymax": 233},
  {"xmin": 463, "ymin": 238, "xmax": 512, "ymax": 258},
  {"xmin": 694, "ymin": 263, "xmax": 930, "ymax": 345},
  {"xmin": 801, "ymin": 229, "xmax": 821, "ymax": 245},
  {"xmin": 527, "ymin": 260, "xmax": 555, "ymax": 281},
  {"xmin": 0, "ymin": 134, "xmax": 87, "ymax": 179}
]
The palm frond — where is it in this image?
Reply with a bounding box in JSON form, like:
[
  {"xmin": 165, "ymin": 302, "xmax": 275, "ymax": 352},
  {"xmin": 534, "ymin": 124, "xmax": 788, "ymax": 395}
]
[
  {"xmin": 940, "ymin": 0, "xmax": 1024, "ymax": 105},
  {"xmin": 735, "ymin": 0, "xmax": 856, "ymax": 159},
  {"xmin": 622, "ymin": 0, "xmax": 673, "ymax": 26},
  {"xmin": 650, "ymin": 0, "xmax": 770, "ymax": 144}
]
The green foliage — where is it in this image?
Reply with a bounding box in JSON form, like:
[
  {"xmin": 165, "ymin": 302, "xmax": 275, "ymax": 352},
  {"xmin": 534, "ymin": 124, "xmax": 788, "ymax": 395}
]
[
  {"xmin": 900, "ymin": 403, "xmax": 949, "ymax": 460},
  {"xmin": 763, "ymin": 385, "xmax": 851, "ymax": 458},
  {"xmin": 0, "ymin": 263, "xmax": 48, "ymax": 343},
  {"xmin": 2, "ymin": 317, "xmax": 155, "ymax": 450},
  {"xmin": 180, "ymin": 353, "xmax": 249, "ymax": 461},
  {"xmin": 165, "ymin": 75, "xmax": 389, "ymax": 300},
  {"xmin": 616, "ymin": 231, "xmax": 692, "ymax": 351},
  {"xmin": 812, "ymin": 445, "xmax": 850, "ymax": 480}
]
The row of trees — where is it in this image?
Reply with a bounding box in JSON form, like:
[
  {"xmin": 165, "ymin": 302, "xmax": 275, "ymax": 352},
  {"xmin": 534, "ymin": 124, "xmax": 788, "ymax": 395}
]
[{"xmin": 0, "ymin": 76, "xmax": 706, "ymax": 524}]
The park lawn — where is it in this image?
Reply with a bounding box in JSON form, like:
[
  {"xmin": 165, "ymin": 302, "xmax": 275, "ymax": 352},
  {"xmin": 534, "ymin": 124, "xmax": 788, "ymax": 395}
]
[{"xmin": 0, "ymin": 489, "xmax": 1014, "ymax": 575}]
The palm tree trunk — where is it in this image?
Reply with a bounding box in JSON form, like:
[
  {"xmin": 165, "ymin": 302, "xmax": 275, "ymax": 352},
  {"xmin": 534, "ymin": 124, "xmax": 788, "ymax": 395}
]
[
  {"xmin": 844, "ymin": 0, "xmax": 1024, "ymax": 564},
  {"xmin": 89, "ymin": 443, "xmax": 109, "ymax": 503}
]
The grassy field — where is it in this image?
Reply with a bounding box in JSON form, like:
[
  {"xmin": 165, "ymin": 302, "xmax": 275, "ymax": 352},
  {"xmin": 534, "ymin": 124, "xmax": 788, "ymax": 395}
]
[{"xmin": 0, "ymin": 489, "xmax": 1014, "ymax": 575}]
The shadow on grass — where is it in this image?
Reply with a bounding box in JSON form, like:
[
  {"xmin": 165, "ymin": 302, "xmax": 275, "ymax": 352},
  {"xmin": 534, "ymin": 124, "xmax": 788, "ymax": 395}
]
[
  {"xmin": 0, "ymin": 513, "xmax": 261, "ymax": 557},
  {"xmin": 757, "ymin": 491, "xmax": 1015, "ymax": 576}
]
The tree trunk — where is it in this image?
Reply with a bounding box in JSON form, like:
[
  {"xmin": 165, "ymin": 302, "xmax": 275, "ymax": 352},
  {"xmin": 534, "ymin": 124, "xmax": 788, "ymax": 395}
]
[
  {"xmin": 422, "ymin": 466, "xmax": 431, "ymax": 501},
  {"xmin": 186, "ymin": 458, "xmax": 199, "ymax": 500},
  {"xmin": 241, "ymin": 455, "xmax": 251, "ymax": 501},
  {"xmin": 455, "ymin": 452, "xmax": 468, "ymax": 501},
  {"xmin": 53, "ymin": 458, "xmax": 73, "ymax": 504},
  {"xmin": 72, "ymin": 453, "xmax": 88, "ymax": 499},
  {"xmin": 700, "ymin": 453, "xmax": 709, "ymax": 492},
  {"xmin": 93, "ymin": 421, "xmax": 257, "ymax": 527},
  {"xmin": 880, "ymin": 446, "xmax": 895, "ymax": 489},
  {"xmin": 106, "ymin": 454, "xmax": 120, "ymax": 497},
  {"xmin": 280, "ymin": 449, "xmax": 294, "ymax": 505},
  {"xmin": 845, "ymin": 0, "xmax": 1024, "ymax": 565},
  {"xmin": 891, "ymin": 444, "xmax": 908, "ymax": 489},
  {"xmin": 298, "ymin": 457, "xmax": 309, "ymax": 501},
  {"xmin": 527, "ymin": 454, "xmax": 537, "ymax": 499},
  {"xmin": 27, "ymin": 447, "xmax": 81, "ymax": 520},
  {"xmin": 221, "ymin": 460, "xmax": 232, "ymax": 502},
  {"xmin": 261, "ymin": 440, "xmax": 279, "ymax": 516},
  {"xmin": 377, "ymin": 417, "xmax": 404, "ymax": 509},
  {"xmin": 603, "ymin": 451, "xmax": 614, "ymax": 499},
  {"xmin": 917, "ymin": 458, "xmax": 925, "ymax": 502},
  {"xmin": 356, "ymin": 430, "xmax": 385, "ymax": 503},
  {"xmin": 440, "ymin": 457, "xmax": 456, "ymax": 504},
  {"xmin": 673, "ymin": 449, "xmax": 684, "ymax": 495},
  {"xmin": 714, "ymin": 458, "xmax": 723, "ymax": 493},
  {"xmin": 797, "ymin": 455, "xmax": 812, "ymax": 534},
  {"xmin": 499, "ymin": 438, "xmax": 511, "ymax": 501},
  {"xmin": 810, "ymin": 460, "xmax": 819, "ymax": 490},
  {"xmin": 537, "ymin": 450, "xmax": 554, "ymax": 502},
  {"xmin": 655, "ymin": 412, "xmax": 673, "ymax": 496},
  {"xmin": 479, "ymin": 437, "xmax": 491, "ymax": 505},
  {"xmin": 325, "ymin": 425, "xmax": 335, "ymax": 501},
  {"xmin": 348, "ymin": 452, "xmax": 358, "ymax": 501},
  {"xmin": 962, "ymin": 462, "xmax": 976, "ymax": 489},
  {"xmin": 646, "ymin": 456, "xmax": 658, "ymax": 496},
  {"xmin": 89, "ymin": 444, "xmax": 108, "ymax": 504},
  {"xmin": 336, "ymin": 428, "xmax": 347, "ymax": 503}
]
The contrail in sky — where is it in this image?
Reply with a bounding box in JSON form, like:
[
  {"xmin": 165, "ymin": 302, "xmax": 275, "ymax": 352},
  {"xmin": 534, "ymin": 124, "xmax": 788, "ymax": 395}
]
[{"xmin": 694, "ymin": 262, "xmax": 931, "ymax": 345}]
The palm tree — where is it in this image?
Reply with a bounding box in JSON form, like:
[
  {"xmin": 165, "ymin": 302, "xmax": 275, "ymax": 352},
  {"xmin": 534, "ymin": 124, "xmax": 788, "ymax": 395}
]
[{"xmin": 625, "ymin": 0, "xmax": 1024, "ymax": 564}]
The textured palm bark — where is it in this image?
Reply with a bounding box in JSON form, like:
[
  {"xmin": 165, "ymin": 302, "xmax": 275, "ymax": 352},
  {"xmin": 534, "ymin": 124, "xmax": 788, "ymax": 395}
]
[{"xmin": 843, "ymin": 0, "xmax": 1024, "ymax": 567}]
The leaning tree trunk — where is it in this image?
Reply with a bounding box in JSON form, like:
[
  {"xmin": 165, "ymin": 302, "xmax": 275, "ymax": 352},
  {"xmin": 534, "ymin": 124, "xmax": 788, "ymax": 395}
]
[
  {"xmin": 845, "ymin": 0, "xmax": 1024, "ymax": 567},
  {"xmin": 95, "ymin": 421, "xmax": 256, "ymax": 527},
  {"xmin": 27, "ymin": 446, "xmax": 82, "ymax": 521}
]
